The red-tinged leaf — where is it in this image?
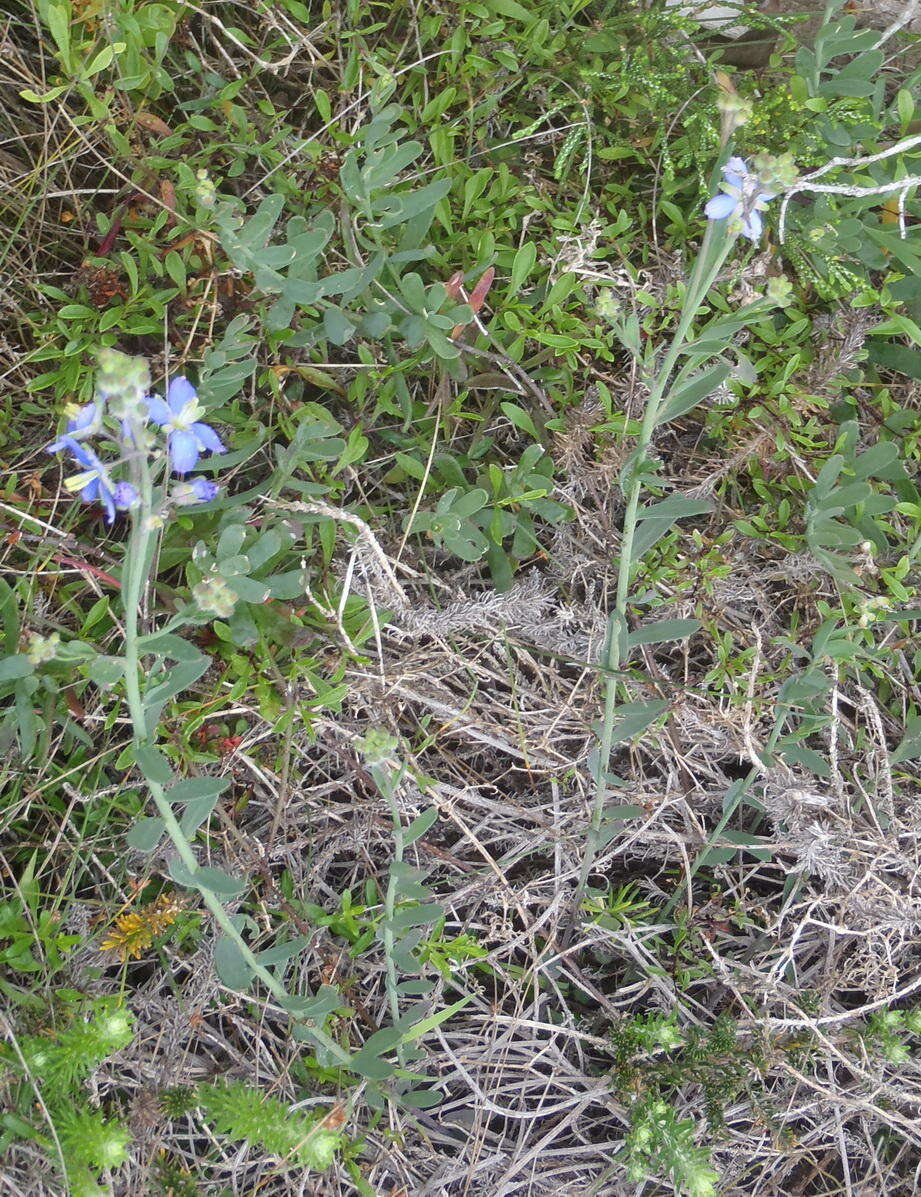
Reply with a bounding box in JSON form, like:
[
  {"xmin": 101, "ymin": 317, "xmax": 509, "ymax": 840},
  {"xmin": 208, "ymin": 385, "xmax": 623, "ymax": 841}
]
[
  {"xmin": 63, "ymin": 687, "xmax": 87, "ymax": 720},
  {"xmin": 160, "ymin": 179, "xmax": 177, "ymax": 224},
  {"xmin": 135, "ymin": 111, "xmax": 173, "ymax": 138},
  {"xmin": 468, "ymin": 266, "xmax": 495, "ymax": 313},
  {"xmin": 96, "ymin": 212, "xmax": 124, "ymax": 257},
  {"xmin": 444, "ymin": 270, "xmax": 465, "ymax": 301},
  {"xmin": 53, "ymin": 555, "xmax": 121, "ymax": 589}
]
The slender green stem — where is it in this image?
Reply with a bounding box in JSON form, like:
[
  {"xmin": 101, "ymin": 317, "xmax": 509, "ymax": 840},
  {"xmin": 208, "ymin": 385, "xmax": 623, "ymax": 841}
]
[
  {"xmin": 119, "ymin": 456, "xmax": 352, "ymax": 1068},
  {"xmin": 122, "ymin": 503, "xmax": 152, "ymax": 747},
  {"xmin": 380, "ymin": 764, "xmax": 406, "ymax": 1046},
  {"xmin": 574, "ymin": 224, "xmax": 736, "ymax": 911}
]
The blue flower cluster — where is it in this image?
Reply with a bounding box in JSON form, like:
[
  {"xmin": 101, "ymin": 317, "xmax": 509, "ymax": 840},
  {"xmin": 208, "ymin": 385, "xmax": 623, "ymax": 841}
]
[
  {"xmin": 47, "ymin": 376, "xmax": 224, "ymax": 524},
  {"xmin": 704, "ymin": 156, "xmax": 775, "ymax": 241}
]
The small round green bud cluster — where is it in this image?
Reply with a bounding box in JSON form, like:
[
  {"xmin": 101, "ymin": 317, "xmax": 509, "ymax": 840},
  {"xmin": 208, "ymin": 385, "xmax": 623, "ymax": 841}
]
[
  {"xmin": 356, "ymin": 728, "xmax": 399, "ymax": 766},
  {"xmin": 192, "ymin": 571, "xmax": 237, "ymax": 619},
  {"xmin": 857, "ymin": 594, "xmax": 892, "ymax": 628},
  {"xmin": 25, "ymin": 630, "xmax": 61, "ymax": 665},
  {"xmin": 595, "ymin": 290, "xmax": 621, "ymax": 323},
  {"xmin": 96, "ymin": 1006, "xmax": 134, "ymax": 1051},
  {"xmin": 654, "ymin": 1021, "xmax": 684, "ymax": 1051},
  {"xmin": 95, "ymin": 348, "xmax": 151, "ymax": 424},
  {"xmin": 195, "ymin": 168, "xmax": 217, "ymax": 208},
  {"xmin": 717, "ymin": 91, "xmax": 753, "ymax": 133},
  {"xmin": 93, "ymin": 1119, "xmax": 131, "ymax": 1167},
  {"xmin": 752, "ymin": 151, "xmax": 798, "ymax": 192},
  {"xmin": 766, "ymin": 275, "xmax": 794, "ymax": 307}
]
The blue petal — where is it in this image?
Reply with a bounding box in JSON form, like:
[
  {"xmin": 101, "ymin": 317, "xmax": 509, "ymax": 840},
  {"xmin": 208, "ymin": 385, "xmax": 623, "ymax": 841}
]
[
  {"xmin": 723, "ymin": 172, "xmax": 743, "ymax": 191},
  {"xmin": 81, "ymin": 479, "xmax": 100, "ymax": 503},
  {"xmin": 99, "ymin": 486, "xmax": 116, "ymax": 524},
  {"xmin": 59, "ymin": 435, "xmax": 94, "ymax": 469},
  {"xmin": 190, "ymin": 422, "xmax": 225, "ymax": 454},
  {"xmin": 167, "ymin": 376, "xmax": 197, "ymax": 415},
  {"xmin": 742, "ymin": 208, "xmax": 763, "ymax": 241},
  {"xmin": 169, "ymin": 429, "xmax": 200, "ymax": 473},
  {"xmin": 173, "ymin": 478, "xmax": 220, "ymax": 505},
  {"xmin": 67, "ymin": 402, "xmax": 98, "ymax": 433},
  {"xmin": 705, "ymin": 193, "xmax": 738, "ymax": 220},
  {"xmin": 191, "ymin": 478, "xmax": 219, "ymax": 501},
  {"xmin": 724, "ymin": 156, "xmax": 748, "ymax": 176},
  {"xmin": 146, "ymin": 396, "xmax": 173, "ymax": 426},
  {"xmin": 114, "ymin": 482, "xmax": 139, "ymax": 510},
  {"xmin": 757, "ymin": 189, "xmax": 776, "ymax": 203},
  {"xmin": 47, "ymin": 436, "xmax": 70, "ymax": 454}
]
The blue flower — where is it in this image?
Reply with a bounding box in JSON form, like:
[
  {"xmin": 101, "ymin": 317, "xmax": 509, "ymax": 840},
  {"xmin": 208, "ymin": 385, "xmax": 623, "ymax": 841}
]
[
  {"xmin": 114, "ymin": 481, "xmax": 140, "ymax": 511},
  {"xmin": 47, "ymin": 402, "xmax": 102, "ymax": 453},
  {"xmin": 172, "ymin": 478, "xmax": 220, "ymax": 506},
  {"xmin": 704, "ymin": 156, "xmax": 775, "ymax": 241},
  {"xmin": 147, "ymin": 377, "xmax": 225, "ymax": 474},
  {"xmin": 52, "ymin": 435, "xmax": 136, "ymax": 524}
]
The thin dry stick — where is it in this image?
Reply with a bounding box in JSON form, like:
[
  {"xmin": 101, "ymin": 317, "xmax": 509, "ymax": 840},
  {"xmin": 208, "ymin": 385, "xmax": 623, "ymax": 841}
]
[
  {"xmin": 871, "ymin": 0, "xmax": 921, "ymax": 50},
  {"xmin": 267, "ymin": 498, "xmax": 410, "ymax": 610},
  {"xmin": 778, "ymin": 132, "xmax": 921, "ymax": 242}
]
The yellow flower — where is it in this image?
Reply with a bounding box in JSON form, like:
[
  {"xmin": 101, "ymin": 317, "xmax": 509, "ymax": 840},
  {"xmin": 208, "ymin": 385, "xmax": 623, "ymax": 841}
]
[{"xmin": 101, "ymin": 894, "xmax": 183, "ymax": 961}]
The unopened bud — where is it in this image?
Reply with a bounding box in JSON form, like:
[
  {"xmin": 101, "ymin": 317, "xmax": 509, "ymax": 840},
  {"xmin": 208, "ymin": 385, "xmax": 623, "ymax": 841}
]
[
  {"xmin": 96, "ymin": 349, "xmax": 150, "ymax": 422},
  {"xmin": 356, "ymin": 728, "xmax": 399, "ymax": 766},
  {"xmin": 717, "ymin": 91, "xmax": 753, "ymax": 133},
  {"xmin": 195, "ymin": 168, "xmax": 217, "ymax": 208},
  {"xmin": 25, "ymin": 631, "xmax": 60, "ymax": 665},
  {"xmin": 766, "ymin": 275, "xmax": 793, "ymax": 306},
  {"xmin": 751, "ymin": 151, "xmax": 798, "ymax": 191},
  {"xmin": 193, "ymin": 572, "xmax": 237, "ymax": 618}
]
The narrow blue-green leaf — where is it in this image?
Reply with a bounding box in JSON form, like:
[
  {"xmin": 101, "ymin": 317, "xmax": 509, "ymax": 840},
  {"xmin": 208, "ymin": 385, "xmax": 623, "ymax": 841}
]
[
  {"xmin": 168, "ymin": 859, "xmax": 246, "ymax": 897},
  {"xmin": 0, "ymin": 655, "xmax": 34, "ymax": 683},
  {"xmin": 179, "ymin": 794, "xmax": 220, "ymax": 838},
  {"xmin": 87, "ymin": 656, "xmax": 124, "ymax": 687},
  {"xmin": 166, "ymin": 777, "xmax": 230, "ymax": 805},
  {"xmin": 134, "ymin": 745, "xmax": 173, "ymax": 786},
  {"xmin": 253, "ymin": 936, "xmax": 312, "ymax": 969},
  {"xmin": 404, "ymin": 808, "xmax": 439, "ymax": 846},
  {"xmin": 611, "ymin": 699, "xmax": 669, "ymax": 746},
  {"xmin": 143, "ymin": 655, "xmax": 210, "ymax": 711},
  {"xmin": 214, "ymin": 935, "xmax": 253, "ymax": 990},
  {"xmin": 626, "ymin": 619, "xmax": 701, "ymax": 649},
  {"xmin": 138, "ymin": 632, "xmax": 204, "ymax": 662},
  {"xmin": 640, "ymin": 495, "xmax": 713, "ymax": 522},
  {"xmin": 126, "ymin": 817, "xmax": 165, "ymax": 853},
  {"xmin": 386, "ymin": 903, "xmax": 444, "ymax": 933},
  {"xmin": 282, "ymin": 985, "xmax": 342, "ymax": 1022},
  {"xmin": 399, "ymin": 1087, "xmax": 443, "ymax": 1108},
  {"xmin": 657, "ymin": 362, "xmax": 731, "ymax": 424},
  {"xmin": 239, "ymin": 193, "xmax": 285, "ymax": 248}
]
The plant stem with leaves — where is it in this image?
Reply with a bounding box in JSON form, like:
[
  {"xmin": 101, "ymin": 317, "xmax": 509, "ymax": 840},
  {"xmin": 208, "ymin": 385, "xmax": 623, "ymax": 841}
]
[
  {"xmin": 575, "ymin": 221, "xmax": 736, "ymax": 909},
  {"xmin": 119, "ymin": 424, "xmax": 353, "ymax": 1069}
]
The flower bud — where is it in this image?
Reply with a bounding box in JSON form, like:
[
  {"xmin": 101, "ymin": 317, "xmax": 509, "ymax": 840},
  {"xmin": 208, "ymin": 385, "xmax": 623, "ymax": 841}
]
[
  {"xmin": 96, "ymin": 349, "xmax": 151, "ymax": 423},
  {"xmin": 193, "ymin": 571, "xmax": 237, "ymax": 618},
  {"xmin": 595, "ymin": 291, "xmax": 621, "ymax": 322},
  {"xmin": 25, "ymin": 631, "xmax": 60, "ymax": 665},
  {"xmin": 195, "ymin": 168, "xmax": 217, "ymax": 208},
  {"xmin": 173, "ymin": 478, "xmax": 219, "ymax": 506},
  {"xmin": 766, "ymin": 275, "xmax": 793, "ymax": 307},
  {"xmin": 717, "ymin": 90, "xmax": 753, "ymax": 133},
  {"xmin": 751, "ymin": 151, "xmax": 798, "ymax": 192},
  {"xmin": 356, "ymin": 728, "xmax": 399, "ymax": 766}
]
